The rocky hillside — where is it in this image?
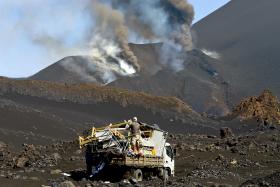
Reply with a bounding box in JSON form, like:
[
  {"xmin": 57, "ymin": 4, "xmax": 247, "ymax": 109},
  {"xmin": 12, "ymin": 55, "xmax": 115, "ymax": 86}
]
[
  {"xmin": 0, "ymin": 77, "xmax": 195, "ymax": 118},
  {"xmin": 232, "ymin": 90, "xmax": 280, "ymax": 124},
  {"xmin": 1, "ymin": 128, "xmax": 280, "ymax": 186}
]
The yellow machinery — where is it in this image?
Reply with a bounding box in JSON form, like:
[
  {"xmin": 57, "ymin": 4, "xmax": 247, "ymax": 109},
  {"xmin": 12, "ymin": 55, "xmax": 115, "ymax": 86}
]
[
  {"xmin": 79, "ymin": 120, "xmax": 164, "ymax": 157},
  {"xmin": 79, "ymin": 121, "xmax": 128, "ymax": 148}
]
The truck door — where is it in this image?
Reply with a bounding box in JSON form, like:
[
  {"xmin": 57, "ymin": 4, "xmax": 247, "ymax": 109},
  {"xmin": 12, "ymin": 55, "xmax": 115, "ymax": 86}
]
[{"xmin": 164, "ymin": 145, "xmax": 175, "ymax": 176}]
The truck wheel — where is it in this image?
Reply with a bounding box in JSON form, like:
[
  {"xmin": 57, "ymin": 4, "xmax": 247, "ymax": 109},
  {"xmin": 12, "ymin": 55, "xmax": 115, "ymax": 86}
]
[
  {"xmin": 162, "ymin": 169, "xmax": 169, "ymax": 181},
  {"xmin": 158, "ymin": 168, "xmax": 169, "ymax": 181},
  {"xmin": 132, "ymin": 169, "xmax": 143, "ymax": 182}
]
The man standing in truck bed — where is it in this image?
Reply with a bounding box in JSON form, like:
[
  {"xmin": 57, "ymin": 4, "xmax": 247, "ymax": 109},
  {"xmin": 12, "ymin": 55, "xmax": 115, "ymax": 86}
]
[{"xmin": 129, "ymin": 117, "xmax": 142, "ymax": 155}]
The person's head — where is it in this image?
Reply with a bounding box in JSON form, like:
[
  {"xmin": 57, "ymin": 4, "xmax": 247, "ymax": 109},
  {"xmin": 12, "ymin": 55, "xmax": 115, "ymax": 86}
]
[{"xmin": 132, "ymin": 117, "xmax": 138, "ymax": 122}]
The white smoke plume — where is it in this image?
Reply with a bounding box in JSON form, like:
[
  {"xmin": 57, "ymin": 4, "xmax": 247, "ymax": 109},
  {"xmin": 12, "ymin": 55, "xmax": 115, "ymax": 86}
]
[
  {"xmin": 2, "ymin": 0, "xmax": 137, "ymax": 82},
  {"xmin": 1, "ymin": 0, "xmax": 195, "ymax": 81},
  {"xmin": 96, "ymin": 0, "xmax": 195, "ymax": 72},
  {"xmin": 60, "ymin": 34, "xmax": 137, "ymax": 84},
  {"xmin": 201, "ymin": 49, "xmax": 221, "ymax": 60},
  {"xmin": 88, "ymin": 0, "xmax": 140, "ymax": 72}
]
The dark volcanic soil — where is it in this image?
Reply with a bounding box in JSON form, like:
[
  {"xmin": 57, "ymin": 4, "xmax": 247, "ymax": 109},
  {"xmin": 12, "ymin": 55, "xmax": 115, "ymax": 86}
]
[
  {"xmin": 0, "ymin": 77, "xmax": 225, "ymax": 147},
  {"xmin": 30, "ymin": 46, "xmax": 230, "ymax": 116},
  {"xmin": 0, "ymin": 77, "xmax": 270, "ymax": 146},
  {"xmin": 192, "ymin": 0, "xmax": 280, "ymax": 105},
  {"xmin": 1, "ymin": 127, "xmax": 280, "ymax": 187},
  {"xmin": 110, "ymin": 49, "xmax": 230, "ymax": 116},
  {"xmin": 0, "ymin": 79, "xmax": 279, "ymax": 186}
]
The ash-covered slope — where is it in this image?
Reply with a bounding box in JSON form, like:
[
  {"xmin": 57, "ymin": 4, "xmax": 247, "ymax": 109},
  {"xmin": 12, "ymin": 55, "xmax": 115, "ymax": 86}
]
[
  {"xmin": 29, "ymin": 44, "xmax": 163, "ymax": 85},
  {"xmin": 30, "ymin": 56, "xmax": 98, "ymax": 84},
  {"xmin": 110, "ymin": 49, "xmax": 230, "ymax": 116},
  {"xmin": 29, "ymin": 44, "xmax": 229, "ymax": 115},
  {"xmin": 0, "ymin": 77, "xmax": 220, "ymax": 146},
  {"xmin": 192, "ymin": 0, "xmax": 280, "ymax": 104},
  {"xmin": 30, "ymin": 56, "xmax": 127, "ymax": 85}
]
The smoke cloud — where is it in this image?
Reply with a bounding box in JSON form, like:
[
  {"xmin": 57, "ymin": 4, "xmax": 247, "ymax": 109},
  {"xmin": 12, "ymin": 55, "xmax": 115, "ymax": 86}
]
[
  {"xmin": 108, "ymin": 0, "xmax": 194, "ymax": 42},
  {"xmin": 91, "ymin": 0, "xmax": 194, "ymax": 72},
  {"xmin": 89, "ymin": 0, "xmax": 140, "ymax": 71},
  {"xmin": 2, "ymin": 0, "xmax": 195, "ymax": 80},
  {"xmin": 202, "ymin": 49, "xmax": 221, "ymax": 60},
  {"xmin": 103, "ymin": 0, "xmax": 194, "ymax": 71}
]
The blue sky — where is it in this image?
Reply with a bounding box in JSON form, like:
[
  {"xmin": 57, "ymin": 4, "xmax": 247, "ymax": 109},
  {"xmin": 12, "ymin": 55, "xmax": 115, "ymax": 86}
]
[
  {"xmin": 189, "ymin": 0, "xmax": 230, "ymax": 23},
  {"xmin": 0, "ymin": 0, "xmax": 230, "ymax": 78}
]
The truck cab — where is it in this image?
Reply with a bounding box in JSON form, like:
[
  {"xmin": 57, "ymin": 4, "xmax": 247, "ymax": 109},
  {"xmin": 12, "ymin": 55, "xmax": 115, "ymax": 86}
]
[{"xmin": 163, "ymin": 143, "xmax": 175, "ymax": 177}]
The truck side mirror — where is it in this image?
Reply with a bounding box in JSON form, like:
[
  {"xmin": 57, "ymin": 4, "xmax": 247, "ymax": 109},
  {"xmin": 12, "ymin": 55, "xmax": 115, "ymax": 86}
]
[{"xmin": 173, "ymin": 148, "xmax": 177, "ymax": 157}]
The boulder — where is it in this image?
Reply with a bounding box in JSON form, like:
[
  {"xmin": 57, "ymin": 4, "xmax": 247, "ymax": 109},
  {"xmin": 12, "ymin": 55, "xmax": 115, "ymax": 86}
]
[
  {"xmin": 15, "ymin": 156, "xmax": 29, "ymax": 168},
  {"xmin": 50, "ymin": 169, "xmax": 62, "ymax": 175},
  {"xmin": 58, "ymin": 181, "xmax": 76, "ymax": 187},
  {"xmin": 220, "ymin": 127, "xmax": 234, "ymax": 139}
]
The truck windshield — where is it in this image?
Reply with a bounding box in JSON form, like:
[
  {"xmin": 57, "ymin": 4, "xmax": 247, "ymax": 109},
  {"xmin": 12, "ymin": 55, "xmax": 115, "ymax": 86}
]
[{"xmin": 166, "ymin": 146, "xmax": 173, "ymax": 159}]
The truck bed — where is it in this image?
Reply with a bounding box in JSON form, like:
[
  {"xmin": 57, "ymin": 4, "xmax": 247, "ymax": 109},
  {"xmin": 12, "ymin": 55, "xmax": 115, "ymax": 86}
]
[{"xmin": 110, "ymin": 156, "xmax": 164, "ymax": 168}]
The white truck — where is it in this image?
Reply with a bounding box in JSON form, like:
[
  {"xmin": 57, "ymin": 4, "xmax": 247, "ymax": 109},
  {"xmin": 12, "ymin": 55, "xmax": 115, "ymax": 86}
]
[{"xmin": 79, "ymin": 120, "xmax": 175, "ymax": 181}]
